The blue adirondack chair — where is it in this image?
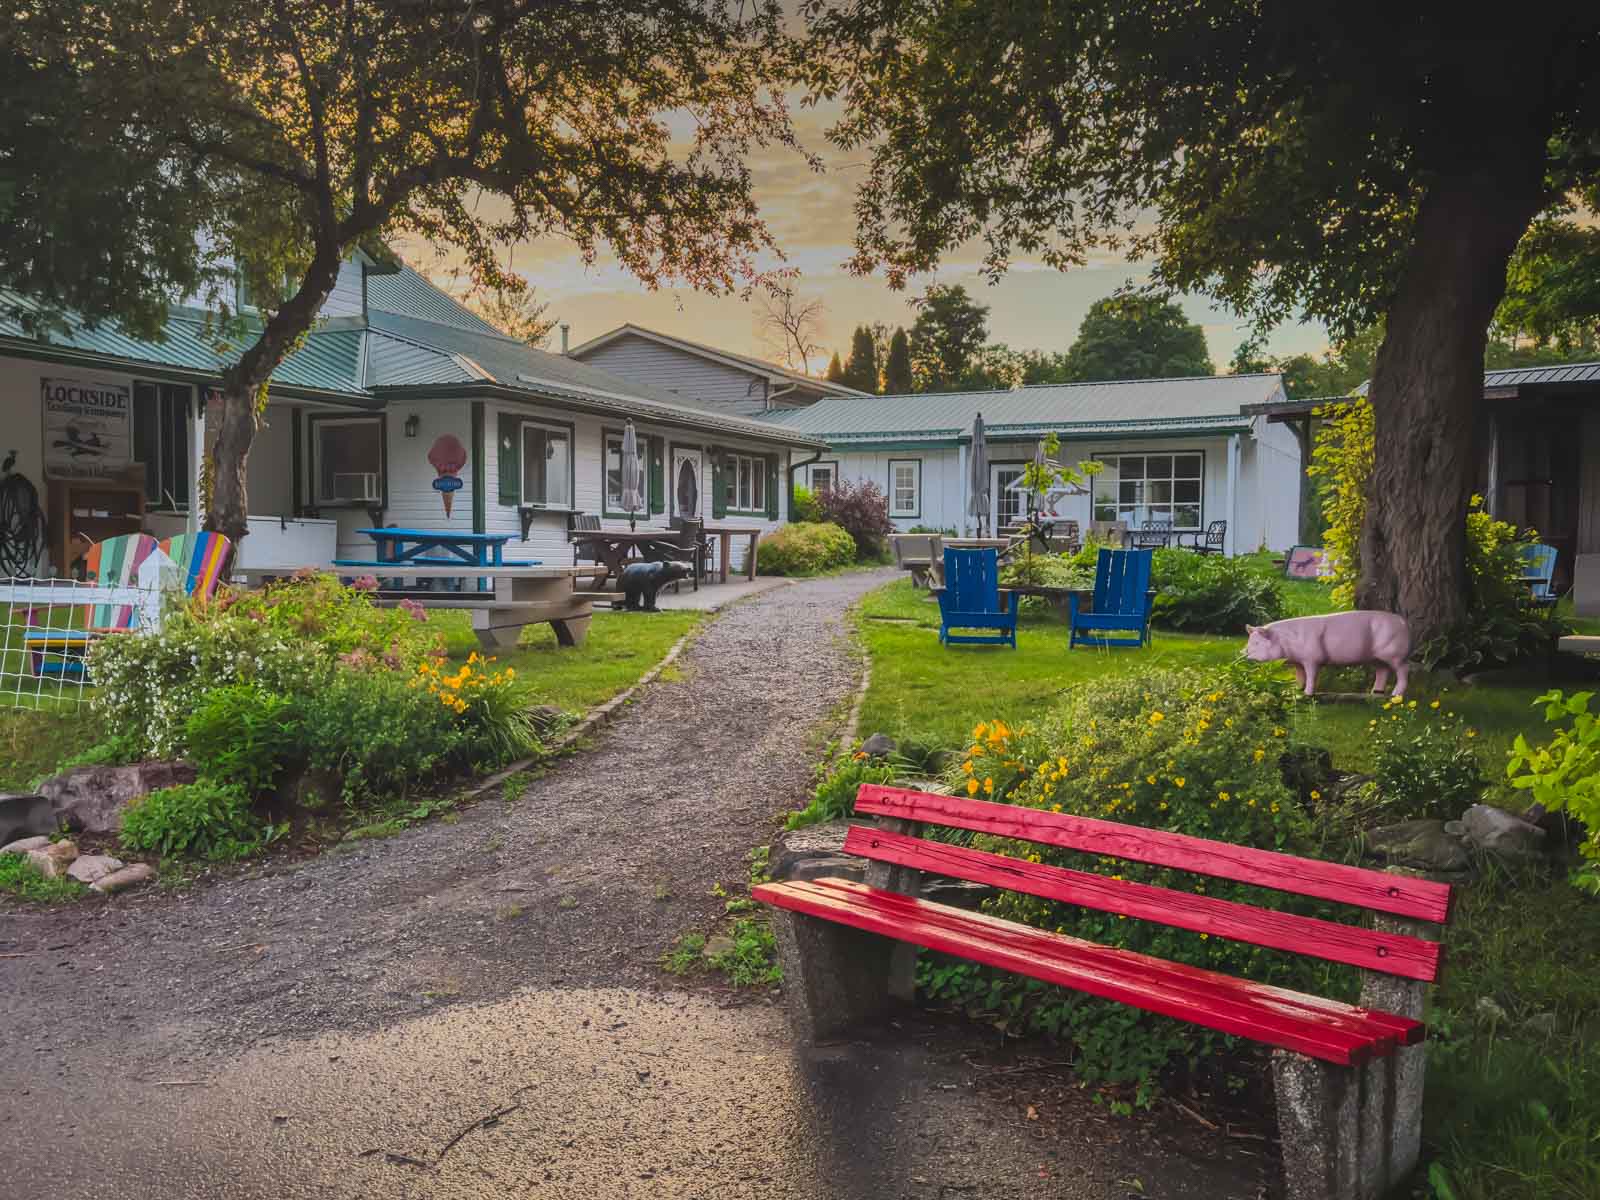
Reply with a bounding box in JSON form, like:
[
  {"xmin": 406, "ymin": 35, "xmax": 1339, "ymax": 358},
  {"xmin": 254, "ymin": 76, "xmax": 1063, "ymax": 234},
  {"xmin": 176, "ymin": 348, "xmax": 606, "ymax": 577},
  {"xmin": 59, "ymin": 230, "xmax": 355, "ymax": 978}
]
[
  {"xmin": 1519, "ymin": 543, "xmax": 1560, "ymax": 607},
  {"xmin": 936, "ymin": 548, "xmax": 1018, "ymax": 648},
  {"xmin": 1068, "ymin": 549, "xmax": 1154, "ymax": 649}
]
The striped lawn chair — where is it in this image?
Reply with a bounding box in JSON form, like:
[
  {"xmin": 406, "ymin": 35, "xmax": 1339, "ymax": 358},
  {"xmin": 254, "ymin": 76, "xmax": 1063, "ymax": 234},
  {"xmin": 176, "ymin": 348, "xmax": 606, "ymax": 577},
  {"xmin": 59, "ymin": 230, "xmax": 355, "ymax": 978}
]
[
  {"xmin": 22, "ymin": 533, "xmax": 160, "ymax": 677},
  {"xmin": 158, "ymin": 531, "xmax": 232, "ymax": 602}
]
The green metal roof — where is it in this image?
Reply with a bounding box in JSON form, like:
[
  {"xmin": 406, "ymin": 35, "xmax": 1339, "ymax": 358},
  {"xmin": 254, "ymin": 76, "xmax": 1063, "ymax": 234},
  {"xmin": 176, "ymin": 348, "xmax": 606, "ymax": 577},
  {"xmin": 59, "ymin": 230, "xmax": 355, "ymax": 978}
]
[{"xmin": 766, "ymin": 374, "xmax": 1285, "ymax": 442}]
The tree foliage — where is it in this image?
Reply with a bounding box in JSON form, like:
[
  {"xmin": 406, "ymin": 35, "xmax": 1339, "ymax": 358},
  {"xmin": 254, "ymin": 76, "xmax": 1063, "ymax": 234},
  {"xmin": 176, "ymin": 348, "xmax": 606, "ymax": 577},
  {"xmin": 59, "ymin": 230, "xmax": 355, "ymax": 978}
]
[
  {"xmin": 824, "ymin": 350, "xmax": 845, "ymax": 382},
  {"xmin": 1061, "ymin": 295, "xmax": 1212, "ymax": 381},
  {"xmin": 801, "ymin": 0, "xmax": 1600, "ymax": 641},
  {"xmin": 840, "ymin": 324, "xmax": 880, "ymax": 392},
  {"xmin": 909, "ymin": 283, "xmax": 990, "ymax": 392},
  {"xmin": 8, "ymin": 0, "xmax": 800, "ymax": 540},
  {"xmin": 884, "ymin": 325, "xmax": 913, "ymax": 393}
]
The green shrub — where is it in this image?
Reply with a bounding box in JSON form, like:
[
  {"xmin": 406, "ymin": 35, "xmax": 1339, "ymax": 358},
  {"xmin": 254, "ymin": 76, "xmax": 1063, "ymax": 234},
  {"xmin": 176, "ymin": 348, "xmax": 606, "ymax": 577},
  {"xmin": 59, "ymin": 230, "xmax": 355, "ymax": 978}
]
[
  {"xmin": 1306, "ymin": 396, "xmax": 1372, "ymax": 609},
  {"xmin": 0, "ymin": 852, "xmax": 87, "ymax": 902},
  {"xmin": 790, "ymin": 485, "xmax": 823, "ymax": 524},
  {"xmin": 1000, "ymin": 551, "xmax": 1094, "ymax": 592},
  {"xmin": 786, "ymin": 748, "xmax": 902, "ymax": 829},
  {"xmin": 298, "ymin": 665, "xmax": 465, "ymax": 802},
  {"xmin": 756, "ymin": 521, "xmax": 858, "ymax": 576},
  {"xmin": 120, "ymin": 781, "xmax": 266, "ymax": 860},
  {"xmin": 925, "ymin": 669, "xmax": 1331, "ymax": 1099},
  {"xmin": 1507, "ymin": 689, "xmax": 1600, "ymax": 891},
  {"xmin": 814, "ymin": 478, "xmax": 895, "ymax": 560},
  {"xmin": 1358, "ymin": 695, "xmax": 1485, "ymax": 823},
  {"xmin": 1416, "ymin": 500, "xmax": 1570, "ymax": 672},
  {"xmin": 184, "ymin": 685, "xmax": 301, "ymax": 797},
  {"xmin": 1149, "ymin": 548, "xmax": 1287, "ymax": 634}
]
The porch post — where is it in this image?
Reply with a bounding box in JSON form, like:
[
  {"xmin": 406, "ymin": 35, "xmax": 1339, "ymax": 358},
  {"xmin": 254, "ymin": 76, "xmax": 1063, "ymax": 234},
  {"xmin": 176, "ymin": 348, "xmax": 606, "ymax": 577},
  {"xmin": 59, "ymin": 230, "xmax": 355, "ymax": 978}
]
[
  {"xmin": 188, "ymin": 391, "xmax": 207, "ymax": 534},
  {"xmin": 957, "ymin": 442, "xmax": 969, "ymax": 536},
  {"xmin": 1225, "ymin": 433, "xmax": 1241, "ymax": 556}
]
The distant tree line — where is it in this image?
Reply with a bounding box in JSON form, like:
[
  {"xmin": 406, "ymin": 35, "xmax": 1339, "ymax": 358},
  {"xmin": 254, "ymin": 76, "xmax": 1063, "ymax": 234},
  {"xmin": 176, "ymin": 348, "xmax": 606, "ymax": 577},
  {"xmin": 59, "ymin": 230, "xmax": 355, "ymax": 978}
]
[{"xmin": 824, "ymin": 284, "xmax": 1214, "ymax": 394}]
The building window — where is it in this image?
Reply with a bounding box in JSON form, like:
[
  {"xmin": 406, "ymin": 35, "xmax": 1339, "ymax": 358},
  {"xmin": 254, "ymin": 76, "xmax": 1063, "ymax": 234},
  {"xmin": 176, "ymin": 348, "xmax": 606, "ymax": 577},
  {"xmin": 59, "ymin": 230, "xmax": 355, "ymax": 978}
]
[
  {"xmin": 312, "ymin": 416, "xmax": 384, "ymax": 504},
  {"xmin": 810, "ymin": 462, "xmax": 837, "ymax": 493},
  {"xmin": 604, "ymin": 432, "xmax": 656, "ymax": 516},
  {"xmin": 132, "ymin": 381, "xmax": 192, "ymax": 510},
  {"xmin": 521, "ymin": 422, "xmax": 572, "ymax": 507},
  {"xmin": 1092, "ymin": 452, "xmax": 1203, "ymax": 529},
  {"xmin": 723, "ymin": 453, "xmax": 765, "ymax": 512},
  {"xmin": 888, "ymin": 459, "xmax": 920, "ymax": 518}
]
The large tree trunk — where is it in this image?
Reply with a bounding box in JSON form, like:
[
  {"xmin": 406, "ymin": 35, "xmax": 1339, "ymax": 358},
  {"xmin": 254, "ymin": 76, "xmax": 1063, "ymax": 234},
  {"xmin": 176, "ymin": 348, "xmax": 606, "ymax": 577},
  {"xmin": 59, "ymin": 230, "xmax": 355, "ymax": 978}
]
[
  {"xmin": 1355, "ymin": 156, "xmax": 1548, "ymax": 644},
  {"xmin": 205, "ymin": 242, "xmax": 345, "ymax": 545}
]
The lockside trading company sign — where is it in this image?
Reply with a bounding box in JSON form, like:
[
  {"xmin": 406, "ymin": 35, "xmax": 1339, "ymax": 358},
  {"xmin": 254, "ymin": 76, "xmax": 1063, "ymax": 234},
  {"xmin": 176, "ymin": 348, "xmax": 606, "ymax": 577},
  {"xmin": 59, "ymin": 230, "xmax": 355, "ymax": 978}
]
[{"xmin": 41, "ymin": 376, "xmax": 132, "ymax": 480}]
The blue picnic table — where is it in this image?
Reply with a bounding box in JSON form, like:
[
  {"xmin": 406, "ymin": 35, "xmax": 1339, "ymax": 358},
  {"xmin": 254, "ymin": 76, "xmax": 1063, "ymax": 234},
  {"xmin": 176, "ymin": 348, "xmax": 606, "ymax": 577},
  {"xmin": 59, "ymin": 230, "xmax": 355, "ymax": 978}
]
[{"xmin": 334, "ymin": 528, "xmax": 539, "ymax": 592}]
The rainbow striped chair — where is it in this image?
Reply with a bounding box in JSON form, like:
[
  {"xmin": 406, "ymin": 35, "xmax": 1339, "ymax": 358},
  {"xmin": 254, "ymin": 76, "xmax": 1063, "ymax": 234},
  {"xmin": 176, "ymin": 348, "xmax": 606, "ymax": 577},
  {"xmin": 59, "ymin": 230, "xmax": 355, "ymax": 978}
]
[
  {"xmin": 23, "ymin": 533, "xmax": 160, "ymax": 677},
  {"xmin": 157, "ymin": 531, "xmax": 232, "ymax": 602}
]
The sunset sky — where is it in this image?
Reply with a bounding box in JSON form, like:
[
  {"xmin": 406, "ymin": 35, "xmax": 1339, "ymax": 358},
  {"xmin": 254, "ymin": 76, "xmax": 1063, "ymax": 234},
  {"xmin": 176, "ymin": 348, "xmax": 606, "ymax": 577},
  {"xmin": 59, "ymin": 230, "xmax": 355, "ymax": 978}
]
[{"xmin": 419, "ymin": 102, "xmax": 1333, "ymax": 376}]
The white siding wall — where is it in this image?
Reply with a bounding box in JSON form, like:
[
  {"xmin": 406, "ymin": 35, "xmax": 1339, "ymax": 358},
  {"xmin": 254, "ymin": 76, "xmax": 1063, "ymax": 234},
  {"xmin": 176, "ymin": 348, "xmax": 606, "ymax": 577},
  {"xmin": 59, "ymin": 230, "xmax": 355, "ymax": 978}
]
[
  {"xmin": 173, "ymin": 251, "xmax": 366, "ymax": 320},
  {"xmin": 575, "ymin": 335, "xmax": 772, "ymax": 415},
  {"xmin": 820, "ymin": 434, "xmax": 1286, "ymax": 554},
  {"xmin": 484, "ymin": 398, "xmax": 790, "ymax": 574}
]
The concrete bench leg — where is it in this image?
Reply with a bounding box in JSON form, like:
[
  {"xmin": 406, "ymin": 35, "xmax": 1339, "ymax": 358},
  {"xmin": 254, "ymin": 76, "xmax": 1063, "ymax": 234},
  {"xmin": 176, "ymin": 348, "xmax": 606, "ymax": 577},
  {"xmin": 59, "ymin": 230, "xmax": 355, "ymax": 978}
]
[
  {"xmin": 550, "ymin": 615, "xmax": 591, "ymax": 647},
  {"xmin": 770, "ymin": 909, "xmax": 902, "ymax": 1042}
]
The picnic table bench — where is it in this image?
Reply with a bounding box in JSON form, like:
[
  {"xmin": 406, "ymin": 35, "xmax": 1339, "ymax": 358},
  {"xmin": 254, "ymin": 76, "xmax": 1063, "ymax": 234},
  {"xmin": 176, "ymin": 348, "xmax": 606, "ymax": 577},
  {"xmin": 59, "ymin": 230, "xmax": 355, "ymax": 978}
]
[
  {"xmin": 235, "ymin": 565, "xmax": 591, "ymax": 650},
  {"xmin": 755, "ymin": 784, "xmax": 1452, "ymax": 1200}
]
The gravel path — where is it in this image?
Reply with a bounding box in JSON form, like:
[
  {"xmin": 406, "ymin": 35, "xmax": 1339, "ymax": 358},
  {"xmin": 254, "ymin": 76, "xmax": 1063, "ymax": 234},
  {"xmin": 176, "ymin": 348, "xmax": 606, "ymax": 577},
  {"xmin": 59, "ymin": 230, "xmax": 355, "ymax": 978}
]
[
  {"xmin": 0, "ymin": 568, "xmax": 893, "ymax": 1065},
  {"xmin": 0, "ymin": 566, "xmax": 1267, "ymax": 1199}
]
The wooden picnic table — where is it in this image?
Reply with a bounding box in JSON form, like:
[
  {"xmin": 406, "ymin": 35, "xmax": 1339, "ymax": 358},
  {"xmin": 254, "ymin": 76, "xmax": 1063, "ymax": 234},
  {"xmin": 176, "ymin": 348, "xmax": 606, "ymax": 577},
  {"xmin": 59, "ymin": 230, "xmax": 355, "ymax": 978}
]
[
  {"xmin": 354, "ymin": 527, "xmax": 526, "ymax": 567},
  {"xmin": 233, "ymin": 565, "xmax": 592, "ymax": 650},
  {"xmin": 703, "ymin": 524, "xmax": 762, "ymax": 583},
  {"xmin": 570, "ymin": 527, "xmax": 682, "ymax": 589}
]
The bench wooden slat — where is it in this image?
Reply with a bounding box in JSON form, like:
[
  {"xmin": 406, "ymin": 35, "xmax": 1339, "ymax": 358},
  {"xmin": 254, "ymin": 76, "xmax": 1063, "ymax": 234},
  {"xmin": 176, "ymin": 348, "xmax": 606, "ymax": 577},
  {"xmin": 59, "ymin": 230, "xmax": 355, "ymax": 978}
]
[
  {"xmin": 756, "ymin": 878, "xmax": 1411, "ymax": 1064},
  {"xmin": 806, "ymin": 879, "xmax": 1420, "ymax": 1048},
  {"xmin": 854, "ymin": 786, "xmax": 1452, "ymax": 924},
  {"xmin": 846, "ymin": 827, "xmax": 1442, "ymax": 982}
]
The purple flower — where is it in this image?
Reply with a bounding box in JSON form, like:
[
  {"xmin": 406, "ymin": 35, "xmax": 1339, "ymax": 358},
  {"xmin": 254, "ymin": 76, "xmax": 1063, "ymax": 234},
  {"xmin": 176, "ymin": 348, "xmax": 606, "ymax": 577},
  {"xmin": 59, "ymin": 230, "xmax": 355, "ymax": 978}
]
[
  {"xmin": 352, "ymin": 575, "xmax": 379, "ymax": 593},
  {"xmin": 398, "ymin": 597, "xmax": 428, "ymax": 622}
]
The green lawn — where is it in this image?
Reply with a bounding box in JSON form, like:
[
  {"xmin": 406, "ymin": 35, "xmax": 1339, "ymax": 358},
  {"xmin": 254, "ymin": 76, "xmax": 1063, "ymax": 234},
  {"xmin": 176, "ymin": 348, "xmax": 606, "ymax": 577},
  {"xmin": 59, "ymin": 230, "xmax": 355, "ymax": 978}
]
[{"xmin": 856, "ymin": 578, "xmax": 1553, "ymax": 775}]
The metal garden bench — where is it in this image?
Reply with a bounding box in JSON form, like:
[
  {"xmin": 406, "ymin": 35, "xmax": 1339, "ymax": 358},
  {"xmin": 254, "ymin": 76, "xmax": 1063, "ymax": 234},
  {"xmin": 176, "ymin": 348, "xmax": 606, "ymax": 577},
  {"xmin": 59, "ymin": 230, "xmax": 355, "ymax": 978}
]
[{"xmin": 754, "ymin": 783, "xmax": 1451, "ymax": 1200}]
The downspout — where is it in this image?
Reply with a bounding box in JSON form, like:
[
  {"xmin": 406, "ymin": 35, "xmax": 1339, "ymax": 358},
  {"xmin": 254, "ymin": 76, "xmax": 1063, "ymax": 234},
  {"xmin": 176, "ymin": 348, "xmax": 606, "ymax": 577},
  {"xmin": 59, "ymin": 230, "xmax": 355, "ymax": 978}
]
[
  {"xmin": 787, "ymin": 446, "xmax": 824, "ymax": 518},
  {"xmin": 1226, "ymin": 433, "xmax": 1241, "ymax": 557},
  {"xmin": 767, "ymin": 380, "xmax": 798, "ymax": 411}
]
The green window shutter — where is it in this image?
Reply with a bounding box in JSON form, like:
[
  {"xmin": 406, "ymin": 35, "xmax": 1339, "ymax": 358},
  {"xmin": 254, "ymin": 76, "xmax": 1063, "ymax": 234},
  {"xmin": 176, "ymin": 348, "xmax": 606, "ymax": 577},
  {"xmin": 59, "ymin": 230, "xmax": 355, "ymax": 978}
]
[
  {"xmin": 712, "ymin": 453, "xmax": 728, "ymax": 519},
  {"xmin": 765, "ymin": 455, "xmax": 780, "ymax": 520},
  {"xmin": 649, "ymin": 437, "xmax": 665, "ymax": 514},
  {"xmin": 497, "ymin": 412, "xmax": 520, "ymax": 505}
]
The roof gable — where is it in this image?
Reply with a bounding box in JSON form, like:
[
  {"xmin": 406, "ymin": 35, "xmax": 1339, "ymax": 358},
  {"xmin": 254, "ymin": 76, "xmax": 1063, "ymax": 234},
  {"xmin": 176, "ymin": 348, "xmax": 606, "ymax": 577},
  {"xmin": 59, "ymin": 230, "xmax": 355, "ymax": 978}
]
[{"xmin": 570, "ymin": 323, "xmax": 870, "ymax": 397}]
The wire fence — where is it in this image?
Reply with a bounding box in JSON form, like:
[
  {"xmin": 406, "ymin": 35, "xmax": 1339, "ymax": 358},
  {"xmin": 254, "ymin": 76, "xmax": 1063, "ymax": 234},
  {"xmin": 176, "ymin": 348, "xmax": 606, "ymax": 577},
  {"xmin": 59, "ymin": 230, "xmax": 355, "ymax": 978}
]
[{"xmin": 0, "ymin": 577, "xmax": 162, "ymax": 711}]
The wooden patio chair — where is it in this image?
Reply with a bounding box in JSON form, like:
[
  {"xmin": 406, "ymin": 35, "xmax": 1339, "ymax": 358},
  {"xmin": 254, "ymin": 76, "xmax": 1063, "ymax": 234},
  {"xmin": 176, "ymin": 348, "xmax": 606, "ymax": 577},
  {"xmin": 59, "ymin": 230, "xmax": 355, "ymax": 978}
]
[
  {"xmin": 1519, "ymin": 543, "xmax": 1560, "ymax": 607},
  {"xmin": 157, "ymin": 531, "xmax": 233, "ymax": 600},
  {"xmin": 22, "ymin": 532, "xmax": 160, "ymax": 677},
  {"xmin": 934, "ymin": 547, "xmax": 1018, "ymax": 648},
  {"xmin": 1068, "ymin": 548, "xmax": 1154, "ymax": 649}
]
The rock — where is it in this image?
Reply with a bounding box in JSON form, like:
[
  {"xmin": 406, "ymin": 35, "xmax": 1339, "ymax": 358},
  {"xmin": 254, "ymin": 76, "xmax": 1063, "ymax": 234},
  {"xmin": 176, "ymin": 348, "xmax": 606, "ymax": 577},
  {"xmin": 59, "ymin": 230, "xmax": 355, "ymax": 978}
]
[
  {"xmin": 38, "ymin": 761, "xmax": 197, "ymax": 834},
  {"xmin": 1, "ymin": 835, "xmax": 53, "ymax": 855},
  {"xmin": 529, "ymin": 705, "xmax": 566, "ymax": 731},
  {"xmin": 770, "ymin": 821, "xmax": 865, "ymax": 884},
  {"xmin": 0, "ymin": 794, "xmax": 57, "ymax": 846},
  {"xmin": 1443, "ymin": 820, "xmax": 1467, "ymax": 837},
  {"xmin": 25, "ymin": 840, "xmax": 79, "ymax": 879},
  {"xmin": 66, "ymin": 854, "xmax": 125, "ymax": 884},
  {"xmin": 1362, "ymin": 819, "xmax": 1472, "ymax": 873},
  {"xmin": 860, "ymin": 733, "xmax": 898, "ymax": 760},
  {"xmin": 1476, "ymin": 996, "xmax": 1508, "ymax": 1023},
  {"xmin": 1461, "ymin": 804, "xmax": 1549, "ymax": 864},
  {"xmin": 90, "ymin": 863, "xmax": 157, "ymax": 894}
]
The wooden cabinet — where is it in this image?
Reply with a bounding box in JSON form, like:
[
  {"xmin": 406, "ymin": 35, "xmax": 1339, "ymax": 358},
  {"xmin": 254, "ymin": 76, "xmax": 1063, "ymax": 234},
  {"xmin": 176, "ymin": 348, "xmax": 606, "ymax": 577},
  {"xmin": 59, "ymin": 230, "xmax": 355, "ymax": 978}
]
[{"xmin": 47, "ymin": 474, "xmax": 146, "ymax": 575}]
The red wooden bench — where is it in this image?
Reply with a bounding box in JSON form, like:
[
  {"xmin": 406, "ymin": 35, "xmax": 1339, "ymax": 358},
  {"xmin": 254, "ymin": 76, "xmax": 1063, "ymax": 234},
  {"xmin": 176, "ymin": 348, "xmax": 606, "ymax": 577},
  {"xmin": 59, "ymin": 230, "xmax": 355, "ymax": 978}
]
[{"xmin": 753, "ymin": 784, "xmax": 1453, "ymax": 1200}]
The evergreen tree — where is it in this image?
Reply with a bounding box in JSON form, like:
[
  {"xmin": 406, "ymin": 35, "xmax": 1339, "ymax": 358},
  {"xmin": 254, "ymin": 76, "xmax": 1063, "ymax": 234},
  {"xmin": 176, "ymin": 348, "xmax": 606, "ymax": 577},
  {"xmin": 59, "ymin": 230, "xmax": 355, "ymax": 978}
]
[
  {"xmin": 824, "ymin": 350, "xmax": 845, "ymax": 382},
  {"xmin": 884, "ymin": 327, "xmax": 913, "ymax": 393},
  {"xmin": 909, "ymin": 284, "xmax": 990, "ymax": 392},
  {"xmin": 840, "ymin": 325, "xmax": 880, "ymax": 391}
]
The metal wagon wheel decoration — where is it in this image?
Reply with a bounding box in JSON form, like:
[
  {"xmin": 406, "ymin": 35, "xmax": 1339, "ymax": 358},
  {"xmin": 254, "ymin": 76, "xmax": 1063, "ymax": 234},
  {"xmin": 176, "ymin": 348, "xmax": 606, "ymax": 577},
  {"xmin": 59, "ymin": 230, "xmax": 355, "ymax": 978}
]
[{"xmin": 0, "ymin": 460, "xmax": 48, "ymax": 577}]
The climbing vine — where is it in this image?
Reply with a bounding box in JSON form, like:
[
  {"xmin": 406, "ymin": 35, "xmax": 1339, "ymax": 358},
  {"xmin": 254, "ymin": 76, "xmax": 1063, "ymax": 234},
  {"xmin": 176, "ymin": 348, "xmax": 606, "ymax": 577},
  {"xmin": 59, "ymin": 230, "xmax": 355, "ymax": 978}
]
[{"xmin": 1305, "ymin": 396, "xmax": 1373, "ymax": 609}]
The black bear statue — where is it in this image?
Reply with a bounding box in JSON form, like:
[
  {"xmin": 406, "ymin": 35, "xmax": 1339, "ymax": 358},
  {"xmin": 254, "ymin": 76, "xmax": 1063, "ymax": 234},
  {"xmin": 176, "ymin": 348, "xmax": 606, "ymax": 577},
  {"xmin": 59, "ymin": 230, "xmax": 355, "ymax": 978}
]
[{"xmin": 618, "ymin": 560, "xmax": 692, "ymax": 611}]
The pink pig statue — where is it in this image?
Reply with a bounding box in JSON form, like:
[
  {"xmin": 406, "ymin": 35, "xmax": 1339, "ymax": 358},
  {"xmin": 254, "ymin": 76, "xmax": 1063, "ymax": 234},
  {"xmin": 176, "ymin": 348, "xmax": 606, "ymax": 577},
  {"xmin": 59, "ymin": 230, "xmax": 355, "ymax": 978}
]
[{"xmin": 1243, "ymin": 611, "xmax": 1411, "ymax": 699}]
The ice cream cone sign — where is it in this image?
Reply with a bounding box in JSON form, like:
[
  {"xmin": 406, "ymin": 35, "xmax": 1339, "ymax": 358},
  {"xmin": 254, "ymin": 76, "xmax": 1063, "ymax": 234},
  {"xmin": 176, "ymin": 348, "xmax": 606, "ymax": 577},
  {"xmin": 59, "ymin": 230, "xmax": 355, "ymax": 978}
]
[{"xmin": 428, "ymin": 434, "xmax": 467, "ymax": 518}]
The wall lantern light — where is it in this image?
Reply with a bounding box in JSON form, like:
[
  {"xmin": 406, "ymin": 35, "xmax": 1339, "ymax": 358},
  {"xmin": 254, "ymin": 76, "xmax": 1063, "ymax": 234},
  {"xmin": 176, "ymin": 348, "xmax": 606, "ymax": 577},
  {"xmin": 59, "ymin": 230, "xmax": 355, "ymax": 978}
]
[{"xmin": 404, "ymin": 414, "xmax": 421, "ymax": 438}]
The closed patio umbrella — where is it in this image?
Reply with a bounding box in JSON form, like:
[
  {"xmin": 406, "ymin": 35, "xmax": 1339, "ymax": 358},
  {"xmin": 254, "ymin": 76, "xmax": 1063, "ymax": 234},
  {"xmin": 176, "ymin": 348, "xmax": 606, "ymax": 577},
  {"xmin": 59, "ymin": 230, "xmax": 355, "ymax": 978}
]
[
  {"xmin": 966, "ymin": 412, "xmax": 990, "ymax": 536},
  {"xmin": 620, "ymin": 420, "xmax": 646, "ymax": 531}
]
